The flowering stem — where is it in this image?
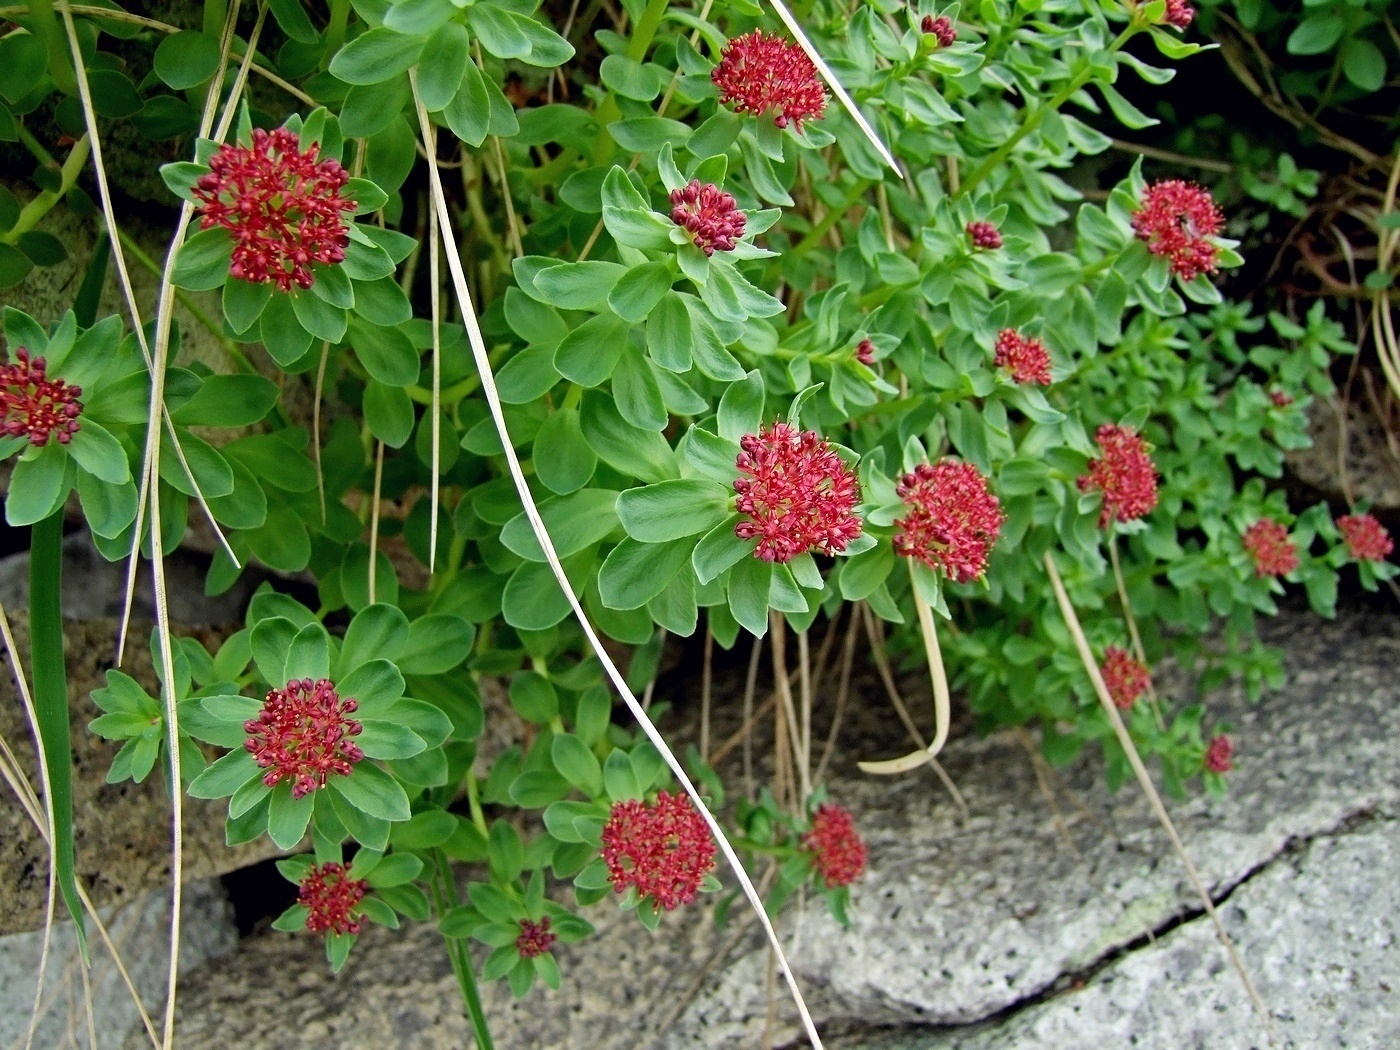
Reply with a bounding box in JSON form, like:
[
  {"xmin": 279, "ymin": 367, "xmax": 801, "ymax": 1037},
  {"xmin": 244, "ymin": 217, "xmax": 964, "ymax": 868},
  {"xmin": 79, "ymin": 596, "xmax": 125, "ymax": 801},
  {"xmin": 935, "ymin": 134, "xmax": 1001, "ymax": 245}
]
[
  {"xmin": 29, "ymin": 510, "xmax": 87, "ymax": 950},
  {"xmin": 1107, "ymin": 533, "xmax": 1166, "ymax": 730},
  {"xmin": 430, "ymin": 849, "xmax": 493, "ymax": 1049},
  {"xmin": 958, "ymin": 27, "xmax": 1137, "ymax": 196}
]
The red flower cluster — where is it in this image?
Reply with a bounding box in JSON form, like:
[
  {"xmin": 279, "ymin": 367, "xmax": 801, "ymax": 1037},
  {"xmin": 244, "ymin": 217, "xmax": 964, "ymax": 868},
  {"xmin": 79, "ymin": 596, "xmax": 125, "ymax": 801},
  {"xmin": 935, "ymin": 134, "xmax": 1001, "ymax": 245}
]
[
  {"xmin": 802, "ymin": 804, "xmax": 867, "ymax": 889},
  {"xmin": 894, "ymin": 459, "xmax": 1004, "ymax": 583},
  {"xmin": 192, "ymin": 127, "xmax": 354, "ymax": 292},
  {"xmin": 669, "ymin": 180, "xmax": 746, "ymax": 257},
  {"xmin": 712, "ymin": 31, "xmax": 827, "ymax": 130},
  {"xmin": 244, "ymin": 677, "xmax": 364, "ymax": 799},
  {"xmin": 854, "ymin": 338, "xmax": 876, "ymax": 366},
  {"xmin": 921, "ymin": 14, "xmax": 956, "ymax": 47},
  {"xmin": 1163, "ymin": 0, "xmax": 1196, "ymax": 29},
  {"xmin": 1337, "ymin": 513, "xmax": 1393, "ymax": 562},
  {"xmin": 734, "ymin": 421, "xmax": 863, "ymax": 563},
  {"xmin": 1078, "ymin": 424, "xmax": 1159, "ymax": 528},
  {"xmin": 1268, "ymin": 389, "xmax": 1294, "ymax": 407},
  {"xmin": 600, "ymin": 791, "xmax": 717, "ymax": 911},
  {"xmin": 298, "ymin": 862, "xmax": 368, "ymax": 936},
  {"xmin": 1242, "ymin": 519, "xmax": 1298, "ymax": 577},
  {"xmin": 515, "ymin": 917, "xmax": 557, "ymax": 959},
  {"xmin": 1130, "ymin": 179, "xmax": 1225, "ymax": 282},
  {"xmin": 0, "ymin": 348, "xmax": 82, "ymax": 446},
  {"xmin": 1102, "ymin": 646, "xmax": 1151, "ymax": 710},
  {"xmin": 966, "ymin": 220, "xmax": 1002, "ymax": 250},
  {"xmin": 993, "ymin": 329, "xmax": 1052, "ymax": 386},
  {"xmin": 1204, "ymin": 734, "xmax": 1234, "ymax": 773}
]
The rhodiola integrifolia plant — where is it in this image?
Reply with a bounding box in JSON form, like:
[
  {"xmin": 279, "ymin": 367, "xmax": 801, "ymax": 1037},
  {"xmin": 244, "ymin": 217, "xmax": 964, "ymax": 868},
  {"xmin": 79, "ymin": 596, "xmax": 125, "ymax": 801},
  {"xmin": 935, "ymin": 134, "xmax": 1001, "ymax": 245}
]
[{"xmin": 2, "ymin": 0, "xmax": 1392, "ymax": 1037}]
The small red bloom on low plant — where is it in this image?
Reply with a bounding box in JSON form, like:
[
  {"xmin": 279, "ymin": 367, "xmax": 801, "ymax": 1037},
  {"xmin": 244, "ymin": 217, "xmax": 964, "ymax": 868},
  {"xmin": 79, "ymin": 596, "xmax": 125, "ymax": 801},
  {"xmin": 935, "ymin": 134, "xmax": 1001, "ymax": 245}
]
[
  {"xmin": 1077, "ymin": 424, "xmax": 1159, "ymax": 528},
  {"xmin": 1337, "ymin": 513, "xmax": 1393, "ymax": 562},
  {"xmin": 1102, "ymin": 646, "xmax": 1151, "ymax": 710},
  {"xmin": 1130, "ymin": 179, "xmax": 1225, "ymax": 282},
  {"xmin": 1163, "ymin": 0, "xmax": 1196, "ymax": 30},
  {"xmin": 802, "ymin": 804, "xmax": 867, "ymax": 888},
  {"xmin": 854, "ymin": 338, "xmax": 876, "ymax": 366},
  {"xmin": 734, "ymin": 421, "xmax": 863, "ymax": 563},
  {"xmin": 966, "ymin": 220, "xmax": 1002, "ymax": 249},
  {"xmin": 669, "ymin": 180, "xmax": 746, "ymax": 256},
  {"xmin": 993, "ymin": 329, "xmax": 1052, "ymax": 385},
  {"xmin": 298, "ymin": 862, "xmax": 368, "ymax": 935},
  {"xmin": 894, "ymin": 459, "xmax": 1004, "ymax": 584},
  {"xmin": 193, "ymin": 127, "xmax": 354, "ymax": 292},
  {"xmin": 1204, "ymin": 735, "xmax": 1234, "ymax": 773},
  {"xmin": 600, "ymin": 791, "xmax": 717, "ymax": 911},
  {"xmin": 515, "ymin": 917, "xmax": 557, "ymax": 959},
  {"xmin": 244, "ymin": 677, "xmax": 364, "ymax": 799},
  {"xmin": 712, "ymin": 31, "xmax": 827, "ymax": 130},
  {"xmin": 0, "ymin": 348, "xmax": 82, "ymax": 446},
  {"xmin": 920, "ymin": 15, "xmax": 957, "ymax": 47},
  {"xmin": 1242, "ymin": 519, "xmax": 1298, "ymax": 577}
]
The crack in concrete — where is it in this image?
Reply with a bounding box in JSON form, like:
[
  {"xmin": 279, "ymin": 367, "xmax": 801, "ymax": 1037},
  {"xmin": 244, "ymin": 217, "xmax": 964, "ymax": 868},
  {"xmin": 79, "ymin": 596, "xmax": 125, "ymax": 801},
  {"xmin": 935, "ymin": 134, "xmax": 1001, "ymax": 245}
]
[{"xmin": 790, "ymin": 804, "xmax": 1396, "ymax": 1048}]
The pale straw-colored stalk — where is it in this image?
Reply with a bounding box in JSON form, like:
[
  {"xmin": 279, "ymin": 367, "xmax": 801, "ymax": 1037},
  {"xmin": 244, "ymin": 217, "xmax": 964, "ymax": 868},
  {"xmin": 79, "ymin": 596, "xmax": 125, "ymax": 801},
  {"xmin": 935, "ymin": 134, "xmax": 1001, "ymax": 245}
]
[
  {"xmin": 1043, "ymin": 549, "xmax": 1276, "ymax": 1043},
  {"xmin": 409, "ymin": 72, "xmax": 826, "ymax": 1048}
]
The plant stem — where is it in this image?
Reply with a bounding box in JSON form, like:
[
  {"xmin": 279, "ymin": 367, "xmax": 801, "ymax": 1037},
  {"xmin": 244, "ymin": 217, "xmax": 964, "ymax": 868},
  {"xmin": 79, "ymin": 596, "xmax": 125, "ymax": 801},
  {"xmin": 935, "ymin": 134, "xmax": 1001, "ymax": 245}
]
[
  {"xmin": 959, "ymin": 27, "xmax": 1136, "ymax": 196},
  {"xmin": 29, "ymin": 510, "xmax": 87, "ymax": 952},
  {"xmin": 430, "ymin": 849, "xmax": 493, "ymax": 1049},
  {"xmin": 1, "ymin": 133, "xmax": 90, "ymax": 245}
]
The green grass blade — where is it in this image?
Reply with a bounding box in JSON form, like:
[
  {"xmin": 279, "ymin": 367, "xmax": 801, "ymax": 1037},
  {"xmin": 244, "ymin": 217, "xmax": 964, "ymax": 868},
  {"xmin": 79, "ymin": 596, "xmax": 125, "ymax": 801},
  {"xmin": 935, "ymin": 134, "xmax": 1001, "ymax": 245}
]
[{"xmin": 29, "ymin": 509, "xmax": 87, "ymax": 959}]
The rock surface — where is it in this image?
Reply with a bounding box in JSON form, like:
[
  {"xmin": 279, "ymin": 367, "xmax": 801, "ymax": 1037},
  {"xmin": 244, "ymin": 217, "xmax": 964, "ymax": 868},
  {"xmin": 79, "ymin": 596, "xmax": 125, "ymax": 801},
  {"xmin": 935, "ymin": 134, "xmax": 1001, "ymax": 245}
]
[
  {"xmin": 0, "ymin": 878, "xmax": 238, "ymax": 1050},
  {"xmin": 138, "ymin": 603, "xmax": 1400, "ymax": 1049}
]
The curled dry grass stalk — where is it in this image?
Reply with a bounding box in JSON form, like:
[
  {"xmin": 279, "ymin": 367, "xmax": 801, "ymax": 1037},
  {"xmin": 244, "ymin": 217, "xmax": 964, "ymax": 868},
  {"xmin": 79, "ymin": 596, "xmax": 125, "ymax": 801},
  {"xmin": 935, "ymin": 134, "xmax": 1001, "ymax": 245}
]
[
  {"xmin": 1043, "ymin": 550, "xmax": 1277, "ymax": 1046},
  {"xmin": 408, "ymin": 71, "xmax": 826, "ymax": 1048}
]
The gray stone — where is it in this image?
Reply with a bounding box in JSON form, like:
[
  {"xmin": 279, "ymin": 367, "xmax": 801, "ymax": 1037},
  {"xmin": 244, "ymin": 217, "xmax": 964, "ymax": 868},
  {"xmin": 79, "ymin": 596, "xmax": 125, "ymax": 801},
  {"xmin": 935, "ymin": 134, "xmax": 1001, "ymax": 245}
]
[
  {"xmin": 0, "ymin": 878, "xmax": 238, "ymax": 1050},
  {"xmin": 144, "ymin": 605, "xmax": 1400, "ymax": 1049},
  {"xmin": 859, "ymin": 817, "xmax": 1399, "ymax": 1050}
]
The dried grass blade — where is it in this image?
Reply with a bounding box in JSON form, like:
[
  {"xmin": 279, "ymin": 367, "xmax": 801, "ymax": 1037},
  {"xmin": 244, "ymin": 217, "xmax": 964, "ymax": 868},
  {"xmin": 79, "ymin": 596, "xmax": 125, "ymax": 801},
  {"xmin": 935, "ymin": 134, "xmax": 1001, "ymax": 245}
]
[
  {"xmin": 1043, "ymin": 549, "xmax": 1276, "ymax": 1043},
  {"xmin": 409, "ymin": 73, "xmax": 825, "ymax": 1049}
]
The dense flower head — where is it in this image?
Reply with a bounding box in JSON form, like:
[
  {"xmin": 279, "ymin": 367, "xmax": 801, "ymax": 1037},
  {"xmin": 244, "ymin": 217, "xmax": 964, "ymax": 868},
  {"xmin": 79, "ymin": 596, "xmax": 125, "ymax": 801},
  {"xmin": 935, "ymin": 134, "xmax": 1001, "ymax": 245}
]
[
  {"xmin": 1163, "ymin": 0, "xmax": 1196, "ymax": 29},
  {"xmin": 854, "ymin": 338, "xmax": 876, "ymax": 366},
  {"xmin": 244, "ymin": 677, "xmax": 364, "ymax": 799},
  {"xmin": 712, "ymin": 31, "xmax": 827, "ymax": 130},
  {"xmin": 1077, "ymin": 424, "xmax": 1159, "ymax": 528},
  {"xmin": 920, "ymin": 14, "xmax": 957, "ymax": 47},
  {"xmin": 1130, "ymin": 179, "xmax": 1225, "ymax": 282},
  {"xmin": 1337, "ymin": 513, "xmax": 1393, "ymax": 562},
  {"xmin": 515, "ymin": 917, "xmax": 557, "ymax": 959},
  {"xmin": 298, "ymin": 862, "xmax": 368, "ymax": 936},
  {"xmin": 600, "ymin": 790, "xmax": 717, "ymax": 911},
  {"xmin": 192, "ymin": 127, "xmax": 354, "ymax": 292},
  {"xmin": 966, "ymin": 220, "xmax": 1002, "ymax": 250},
  {"xmin": 1242, "ymin": 519, "xmax": 1298, "ymax": 577},
  {"xmin": 993, "ymin": 329, "xmax": 1052, "ymax": 386},
  {"xmin": 1102, "ymin": 646, "xmax": 1151, "ymax": 710},
  {"xmin": 669, "ymin": 180, "xmax": 746, "ymax": 256},
  {"xmin": 734, "ymin": 421, "xmax": 863, "ymax": 563},
  {"xmin": 1268, "ymin": 389, "xmax": 1294, "ymax": 407},
  {"xmin": 894, "ymin": 459, "xmax": 1004, "ymax": 583},
  {"xmin": 802, "ymin": 804, "xmax": 867, "ymax": 888},
  {"xmin": 0, "ymin": 348, "xmax": 82, "ymax": 446},
  {"xmin": 1204, "ymin": 734, "xmax": 1234, "ymax": 773}
]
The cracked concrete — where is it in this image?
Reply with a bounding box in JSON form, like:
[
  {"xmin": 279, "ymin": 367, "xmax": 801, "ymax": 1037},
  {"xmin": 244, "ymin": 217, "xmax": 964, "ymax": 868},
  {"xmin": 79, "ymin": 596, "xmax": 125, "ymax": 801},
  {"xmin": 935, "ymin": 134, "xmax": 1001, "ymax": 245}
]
[{"xmin": 137, "ymin": 601, "xmax": 1400, "ymax": 1049}]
